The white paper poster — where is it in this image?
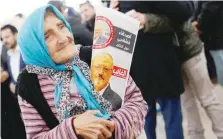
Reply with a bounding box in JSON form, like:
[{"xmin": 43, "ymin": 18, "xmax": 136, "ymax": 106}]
[{"xmin": 91, "ymin": 6, "xmax": 139, "ymax": 111}]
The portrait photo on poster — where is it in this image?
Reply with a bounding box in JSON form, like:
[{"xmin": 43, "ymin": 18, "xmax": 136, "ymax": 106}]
[
  {"xmin": 91, "ymin": 52, "xmax": 123, "ymax": 111},
  {"xmin": 91, "ymin": 6, "xmax": 140, "ymax": 111}
]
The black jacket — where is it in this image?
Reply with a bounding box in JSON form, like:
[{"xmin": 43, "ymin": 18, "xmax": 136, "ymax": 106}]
[
  {"xmin": 117, "ymin": 1, "xmax": 193, "ymax": 103},
  {"xmin": 1, "ymin": 46, "xmax": 26, "ymax": 139},
  {"xmin": 191, "ymin": 1, "xmax": 203, "ymax": 21},
  {"xmin": 102, "ymin": 85, "xmax": 122, "ymax": 111},
  {"xmin": 1, "ymin": 86, "xmax": 26, "ymax": 139},
  {"xmin": 67, "ymin": 17, "xmax": 93, "ymax": 46},
  {"xmin": 198, "ymin": 2, "xmax": 223, "ymax": 50},
  {"xmin": 1, "ymin": 45, "xmax": 8, "ymax": 70},
  {"xmin": 85, "ymin": 17, "xmax": 95, "ymax": 33}
]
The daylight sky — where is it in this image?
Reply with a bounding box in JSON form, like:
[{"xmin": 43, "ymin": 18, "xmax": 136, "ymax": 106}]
[{"xmin": 0, "ymin": 0, "xmax": 102, "ymax": 24}]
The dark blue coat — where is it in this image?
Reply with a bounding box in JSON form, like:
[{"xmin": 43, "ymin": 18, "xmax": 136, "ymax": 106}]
[{"xmin": 7, "ymin": 54, "xmax": 26, "ymax": 84}]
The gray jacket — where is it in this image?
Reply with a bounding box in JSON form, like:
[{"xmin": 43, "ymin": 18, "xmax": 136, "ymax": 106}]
[
  {"xmin": 143, "ymin": 13, "xmax": 203, "ymax": 62},
  {"xmin": 175, "ymin": 19, "xmax": 203, "ymax": 62}
]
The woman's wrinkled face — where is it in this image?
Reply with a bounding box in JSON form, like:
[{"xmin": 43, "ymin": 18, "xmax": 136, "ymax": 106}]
[{"xmin": 44, "ymin": 11, "xmax": 75, "ymax": 64}]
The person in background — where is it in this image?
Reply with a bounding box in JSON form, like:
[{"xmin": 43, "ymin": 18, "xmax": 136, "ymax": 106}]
[
  {"xmin": 110, "ymin": 1, "xmax": 193, "ymax": 139},
  {"xmin": 67, "ymin": 6, "xmax": 82, "ymax": 22},
  {"xmin": 140, "ymin": 2, "xmax": 223, "ymax": 137},
  {"xmin": 48, "ymin": 0, "xmax": 93, "ymax": 46},
  {"xmin": 0, "ymin": 40, "xmax": 8, "ymax": 72},
  {"xmin": 1, "ymin": 24, "xmax": 25, "ymax": 94},
  {"xmin": 80, "ymin": 1, "xmax": 96, "ymax": 33},
  {"xmin": 1, "ymin": 41, "xmax": 9, "ymax": 86},
  {"xmin": 197, "ymin": 2, "xmax": 223, "ymax": 86},
  {"xmin": 191, "ymin": 1, "xmax": 218, "ymax": 84},
  {"xmin": 17, "ymin": 5, "xmax": 147, "ymax": 139},
  {"xmin": 174, "ymin": 18, "xmax": 223, "ymax": 139},
  {"xmin": 1, "ymin": 41, "xmax": 26, "ymax": 139}
]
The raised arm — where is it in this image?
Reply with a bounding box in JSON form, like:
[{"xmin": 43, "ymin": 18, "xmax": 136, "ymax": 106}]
[{"xmin": 143, "ymin": 13, "xmax": 172, "ymax": 33}]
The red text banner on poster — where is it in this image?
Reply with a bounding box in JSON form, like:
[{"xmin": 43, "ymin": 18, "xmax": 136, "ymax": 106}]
[{"xmin": 112, "ymin": 65, "xmax": 128, "ymax": 79}]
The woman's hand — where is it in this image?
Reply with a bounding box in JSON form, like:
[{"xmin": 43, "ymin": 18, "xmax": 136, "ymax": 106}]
[{"xmin": 73, "ymin": 110, "xmax": 115, "ymax": 139}]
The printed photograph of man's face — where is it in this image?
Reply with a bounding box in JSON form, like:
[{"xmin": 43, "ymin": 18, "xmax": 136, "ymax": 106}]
[
  {"xmin": 91, "ymin": 52, "xmax": 123, "ymax": 111},
  {"xmin": 93, "ymin": 22, "xmax": 110, "ymax": 45},
  {"xmin": 91, "ymin": 52, "xmax": 113, "ymax": 92}
]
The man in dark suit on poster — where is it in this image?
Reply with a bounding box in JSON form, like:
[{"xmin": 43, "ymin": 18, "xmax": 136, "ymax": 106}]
[{"xmin": 91, "ymin": 52, "xmax": 122, "ymax": 111}]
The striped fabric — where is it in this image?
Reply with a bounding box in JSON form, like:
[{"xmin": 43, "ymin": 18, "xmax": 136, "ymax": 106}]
[{"xmin": 18, "ymin": 75, "xmax": 148, "ymax": 139}]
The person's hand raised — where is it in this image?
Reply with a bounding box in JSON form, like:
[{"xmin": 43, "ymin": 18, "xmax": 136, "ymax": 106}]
[
  {"xmin": 128, "ymin": 11, "xmax": 146, "ymax": 29},
  {"xmin": 73, "ymin": 110, "xmax": 115, "ymax": 139}
]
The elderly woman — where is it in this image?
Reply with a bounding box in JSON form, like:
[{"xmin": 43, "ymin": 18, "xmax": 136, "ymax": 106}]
[{"xmin": 16, "ymin": 4, "xmax": 147, "ymax": 139}]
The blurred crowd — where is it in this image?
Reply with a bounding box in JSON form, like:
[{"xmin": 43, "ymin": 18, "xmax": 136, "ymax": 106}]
[{"xmin": 1, "ymin": 1, "xmax": 223, "ymax": 139}]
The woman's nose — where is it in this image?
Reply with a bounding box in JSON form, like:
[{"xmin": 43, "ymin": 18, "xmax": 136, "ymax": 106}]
[{"xmin": 57, "ymin": 33, "xmax": 68, "ymax": 45}]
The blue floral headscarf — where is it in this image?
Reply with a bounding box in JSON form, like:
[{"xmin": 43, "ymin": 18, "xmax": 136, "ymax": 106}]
[{"xmin": 18, "ymin": 4, "xmax": 111, "ymax": 122}]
